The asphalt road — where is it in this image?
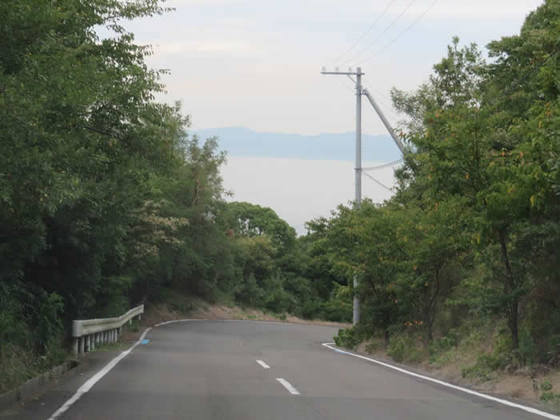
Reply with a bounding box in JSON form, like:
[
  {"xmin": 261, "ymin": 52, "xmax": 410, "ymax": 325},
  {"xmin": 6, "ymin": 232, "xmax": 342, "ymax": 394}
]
[{"xmin": 5, "ymin": 320, "xmax": 555, "ymax": 419}]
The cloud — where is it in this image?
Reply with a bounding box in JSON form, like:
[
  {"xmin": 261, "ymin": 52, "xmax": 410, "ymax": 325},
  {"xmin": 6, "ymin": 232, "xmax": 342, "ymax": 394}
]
[
  {"xmin": 154, "ymin": 40, "xmax": 255, "ymax": 55},
  {"xmin": 167, "ymin": 0, "xmax": 243, "ymax": 5},
  {"xmin": 415, "ymin": 0, "xmax": 543, "ymax": 20}
]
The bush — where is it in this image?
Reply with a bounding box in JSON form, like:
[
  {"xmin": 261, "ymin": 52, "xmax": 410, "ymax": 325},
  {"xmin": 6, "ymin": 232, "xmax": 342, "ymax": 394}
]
[
  {"xmin": 461, "ymin": 353, "xmax": 508, "ymax": 382},
  {"xmin": 387, "ymin": 335, "xmax": 425, "ymax": 363},
  {"xmin": 301, "ymin": 300, "xmax": 321, "ymax": 319},
  {"xmin": 429, "ymin": 330, "xmax": 459, "ymax": 363},
  {"xmin": 0, "ymin": 285, "xmax": 67, "ymax": 393},
  {"xmin": 334, "ymin": 327, "xmax": 361, "ymax": 349},
  {"xmin": 235, "ymin": 274, "xmax": 264, "ymax": 307},
  {"xmin": 365, "ymin": 339, "xmax": 383, "ymax": 354},
  {"xmin": 429, "ymin": 331, "xmax": 459, "ymax": 356},
  {"xmin": 263, "ymin": 275, "xmax": 295, "ymax": 314},
  {"xmin": 35, "ymin": 292, "xmax": 64, "ymax": 354},
  {"xmin": 515, "ymin": 327, "xmax": 537, "ymax": 366}
]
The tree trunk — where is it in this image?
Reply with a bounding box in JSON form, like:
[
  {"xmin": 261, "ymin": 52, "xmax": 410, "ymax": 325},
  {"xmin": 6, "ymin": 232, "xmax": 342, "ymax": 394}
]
[
  {"xmin": 384, "ymin": 328, "xmax": 390, "ymax": 347},
  {"xmin": 498, "ymin": 228, "xmax": 519, "ymax": 350},
  {"xmin": 426, "ymin": 317, "xmax": 434, "ymax": 343},
  {"xmin": 425, "ymin": 267, "xmax": 441, "ymax": 344}
]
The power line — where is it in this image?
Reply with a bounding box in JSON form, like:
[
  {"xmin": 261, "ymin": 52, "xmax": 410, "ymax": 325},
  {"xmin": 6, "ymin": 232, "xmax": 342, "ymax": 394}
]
[
  {"xmin": 332, "ymin": 0, "xmax": 399, "ymax": 65},
  {"xmin": 365, "ymin": 85, "xmax": 401, "ymax": 121},
  {"xmin": 362, "ymin": 0, "xmax": 439, "ymax": 65},
  {"xmin": 363, "ymin": 159, "xmax": 403, "ymax": 171},
  {"xmin": 363, "ymin": 171, "xmax": 394, "ymax": 192},
  {"xmin": 346, "ymin": 0, "xmax": 418, "ymax": 66}
]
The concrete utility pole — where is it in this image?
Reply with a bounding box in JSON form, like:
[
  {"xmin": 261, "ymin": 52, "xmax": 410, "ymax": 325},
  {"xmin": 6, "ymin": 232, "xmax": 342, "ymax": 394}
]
[{"xmin": 321, "ymin": 66, "xmax": 364, "ymax": 325}]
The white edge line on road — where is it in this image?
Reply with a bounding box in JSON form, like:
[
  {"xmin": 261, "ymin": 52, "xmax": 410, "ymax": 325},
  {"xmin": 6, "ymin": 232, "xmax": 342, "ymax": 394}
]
[
  {"xmin": 48, "ymin": 319, "xmax": 204, "ymax": 419},
  {"xmin": 49, "ymin": 317, "xmax": 273, "ymax": 419},
  {"xmin": 154, "ymin": 318, "xmax": 205, "ymax": 327},
  {"xmin": 256, "ymin": 360, "xmax": 270, "ymax": 369},
  {"xmin": 47, "ymin": 327, "xmax": 153, "ymax": 420},
  {"xmin": 276, "ymin": 378, "xmax": 300, "ymax": 395},
  {"xmin": 322, "ymin": 342, "xmax": 560, "ymax": 420}
]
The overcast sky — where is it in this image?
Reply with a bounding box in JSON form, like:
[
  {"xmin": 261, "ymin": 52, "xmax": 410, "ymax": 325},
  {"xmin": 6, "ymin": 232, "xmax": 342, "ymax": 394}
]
[
  {"xmin": 122, "ymin": 0, "xmax": 543, "ymax": 232},
  {"xmin": 124, "ymin": 0, "xmax": 543, "ymax": 135}
]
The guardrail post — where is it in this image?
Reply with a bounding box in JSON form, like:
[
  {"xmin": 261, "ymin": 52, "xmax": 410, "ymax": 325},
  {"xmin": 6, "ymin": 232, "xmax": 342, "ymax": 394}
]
[{"xmin": 72, "ymin": 304, "xmax": 143, "ymax": 354}]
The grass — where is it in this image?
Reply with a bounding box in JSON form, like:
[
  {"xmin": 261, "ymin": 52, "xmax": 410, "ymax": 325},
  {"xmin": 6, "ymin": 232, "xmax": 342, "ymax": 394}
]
[{"xmin": 0, "ymin": 342, "xmax": 69, "ymax": 395}]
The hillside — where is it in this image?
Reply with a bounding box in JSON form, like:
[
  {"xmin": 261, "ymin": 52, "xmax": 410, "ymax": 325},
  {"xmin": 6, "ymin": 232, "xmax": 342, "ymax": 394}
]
[{"xmin": 192, "ymin": 127, "xmax": 401, "ymax": 162}]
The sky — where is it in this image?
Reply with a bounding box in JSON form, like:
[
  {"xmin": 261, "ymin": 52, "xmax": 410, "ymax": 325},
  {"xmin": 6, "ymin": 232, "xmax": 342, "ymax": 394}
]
[
  {"xmin": 124, "ymin": 0, "xmax": 544, "ymax": 135},
  {"xmin": 121, "ymin": 0, "xmax": 544, "ymax": 232},
  {"xmin": 221, "ymin": 157, "xmax": 397, "ymax": 233}
]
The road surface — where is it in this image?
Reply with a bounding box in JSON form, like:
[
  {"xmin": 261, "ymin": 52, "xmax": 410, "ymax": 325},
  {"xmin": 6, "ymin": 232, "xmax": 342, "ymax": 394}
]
[{"xmin": 5, "ymin": 320, "xmax": 555, "ymax": 419}]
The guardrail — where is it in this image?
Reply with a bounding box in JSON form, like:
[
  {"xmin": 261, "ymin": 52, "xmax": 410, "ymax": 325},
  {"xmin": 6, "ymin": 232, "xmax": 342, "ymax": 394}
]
[{"xmin": 72, "ymin": 304, "xmax": 144, "ymax": 356}]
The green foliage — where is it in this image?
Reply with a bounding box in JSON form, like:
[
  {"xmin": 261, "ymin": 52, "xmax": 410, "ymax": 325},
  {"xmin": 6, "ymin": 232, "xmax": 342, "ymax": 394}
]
[
  {"xmin": 319, "ymin": 284, "xmax": 353, "ymax": 322},
  {"xmin": 309, "ymin": 0, "xmax": 560, "ymax": 374},
  {"xmin": 387, "ymin": 335, "xmax": 425, "ymax": 364},
  {"xmin": 263, "ymin": 274, "xmax": 295, "ymax": 314},
  {"xmin": 462, "ymin": 354, "xmax": 504, "ymax": 382},
  {"xmin": 429, "ymin": 331, "xmax": 458, "ymax": 357},
  {"xmin": 0, "ymin": 0, "xmax": 247, "ymax": 392},
  {"xmin": 225, "ymin": 202, "xmax": 296, "ymax": 254},
  {"xmin": 539, "ymin": 392, "xmax": 560, "ymax": 403},
  {"xmin": 35, "ymin": 292, "xmax": 64, "ymax": 354},
  {"xmin": 222, "ymin": 201, "xmax": 349, "ymax": 321},
  {"xmin": 0, "ymin": 284, "xmax": 67, "ymax": 392},
  {"xmin": 541, "ymin": 381, "xmax": 553, "ymax": 392},
  {"xmin": 2, "ymin": 0, "xmax": 560, "ymax": 396},
  {"xmin": 334, "ymin": 327, "xmax": 361, "ymax": 350}
]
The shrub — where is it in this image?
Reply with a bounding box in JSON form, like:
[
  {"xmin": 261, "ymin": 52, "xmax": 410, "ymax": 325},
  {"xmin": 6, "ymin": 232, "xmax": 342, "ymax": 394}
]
[
  {"xmin": 429, "ymin": 331, "xmax": 459, "ymax": 355},
  {"xmin": 461, "ymin": 353, "xmax": 507, "ymax": 382},
  {"xmin": 334, "ymin": 327, "xmax": 361, "ymax": 349},
  {"xmin": 387, "ymin": 335, "xmax": 424, "ymax": 363}
]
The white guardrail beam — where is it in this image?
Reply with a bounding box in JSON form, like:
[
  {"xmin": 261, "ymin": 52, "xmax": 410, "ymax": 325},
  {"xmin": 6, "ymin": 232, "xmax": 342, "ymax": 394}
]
[{"xmin": 72, "ymin": 304, "xmax": 144, "ymax": 356}]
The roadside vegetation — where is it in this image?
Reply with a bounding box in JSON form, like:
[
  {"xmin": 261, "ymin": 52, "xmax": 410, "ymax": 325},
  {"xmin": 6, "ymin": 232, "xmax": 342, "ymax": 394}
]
[
  {"xmin": 1, "ymin": 0, "xmax": 559, "ymax": 408},
  {"xmin": 322, "ymin": 0, "xmax": 560, "ymax": 409},
  {"xmin": 0, "ymin": 0, "xmax": 347, "ymax": 393}
]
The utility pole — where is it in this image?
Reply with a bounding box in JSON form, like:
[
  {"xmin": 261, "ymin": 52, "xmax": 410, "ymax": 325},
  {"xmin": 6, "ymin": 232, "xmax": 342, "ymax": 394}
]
[
  {"xmin": 321, "ymin": 66, "xmax": 364, "ymax": 325},
  {"xmin": 321, "ymin": 67, "xmax": 406, "ymax": 327}
]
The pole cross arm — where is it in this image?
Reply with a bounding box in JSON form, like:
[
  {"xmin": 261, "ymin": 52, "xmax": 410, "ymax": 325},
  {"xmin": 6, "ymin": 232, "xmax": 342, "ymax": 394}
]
[{"xmin": 362, "ymin": 88, "xmax": 406, "ymax": 155}]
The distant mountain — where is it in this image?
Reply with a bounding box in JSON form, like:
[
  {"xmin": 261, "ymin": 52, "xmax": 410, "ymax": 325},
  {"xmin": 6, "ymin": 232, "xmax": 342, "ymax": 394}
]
[{"xmin": 191, "ymin": 127, "xmax": 401, "ymax": 162}]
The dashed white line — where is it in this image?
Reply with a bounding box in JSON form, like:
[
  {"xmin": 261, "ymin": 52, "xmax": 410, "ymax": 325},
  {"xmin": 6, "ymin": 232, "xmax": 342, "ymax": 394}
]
[
  {"xmin": 256, "ymin": 359, "xmax": 270, "ymax": 369},
  {"xmin": 322, "ymin": 342, "xmax": 560, "ymax": 420},
  {"xmin": 276, "ymin": 378, "xmax": 300, "ymax": 395}
]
